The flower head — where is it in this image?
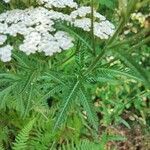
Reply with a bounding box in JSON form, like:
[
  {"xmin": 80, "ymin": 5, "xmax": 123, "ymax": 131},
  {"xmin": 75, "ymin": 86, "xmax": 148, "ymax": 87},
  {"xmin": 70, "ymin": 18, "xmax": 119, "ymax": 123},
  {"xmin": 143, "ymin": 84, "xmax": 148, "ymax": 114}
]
[{"xmin": 0, "ymin": 0, "xmax": 115, "ymax": 62}]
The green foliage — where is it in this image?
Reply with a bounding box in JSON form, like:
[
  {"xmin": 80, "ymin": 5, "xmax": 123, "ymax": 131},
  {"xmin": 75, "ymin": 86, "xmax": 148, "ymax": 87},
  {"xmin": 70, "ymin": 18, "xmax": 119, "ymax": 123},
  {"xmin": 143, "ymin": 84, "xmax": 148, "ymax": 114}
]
[
  {"xmin": 79, "ymin": 87, "xmax": 98, "ymax": 132},
  {"xmin": 54, "ymin": 80, "xmax": 80, "ymax": 131},
  {"xmin": 0, "ymin": 144, "xmax": 5, "ymax": 150},
  {"xmin": 60, "ymin": 140, "xmax": 100, "ymax": 150},
  {"xmin": 0, "ymin": 0, "xmax": 150, "ymax": 149},
  {"xmin": 12, "ymin": 119, "xmax": 35, "ymax": 150},
  {"xmin": 59, "ymin": 133, "xmax": 126, "ymax": 150},
  {"xmin": 113, "ymin": 49, "xmax": 150, "ymax": 87},
  {"xmin": 99, "ymin": 0, "xmax": 116, "ymax": 9}
]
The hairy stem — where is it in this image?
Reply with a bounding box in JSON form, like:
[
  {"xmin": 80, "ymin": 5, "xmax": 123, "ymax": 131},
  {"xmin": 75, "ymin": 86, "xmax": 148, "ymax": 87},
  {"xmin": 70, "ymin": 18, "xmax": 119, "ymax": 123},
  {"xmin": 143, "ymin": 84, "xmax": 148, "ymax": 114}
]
[
  {"xmin": 84, "ymin": 18, "xmax": 125, "ymax": 75},
  {"xmin": 84, "ymin": 0, "xmax": 138, "ymax": 75}
]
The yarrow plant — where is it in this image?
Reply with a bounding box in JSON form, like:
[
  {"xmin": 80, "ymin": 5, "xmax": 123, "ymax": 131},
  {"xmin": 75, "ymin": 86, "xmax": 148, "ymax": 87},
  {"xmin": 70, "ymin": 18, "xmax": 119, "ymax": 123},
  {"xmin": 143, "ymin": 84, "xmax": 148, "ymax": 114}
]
[
  {"xmin": 0, "ymin": 0, "xmax": 150, "ymax": 149},
  {"xmin": 0, "ymin": 0, "xmax": 115, "ymax": 62}
]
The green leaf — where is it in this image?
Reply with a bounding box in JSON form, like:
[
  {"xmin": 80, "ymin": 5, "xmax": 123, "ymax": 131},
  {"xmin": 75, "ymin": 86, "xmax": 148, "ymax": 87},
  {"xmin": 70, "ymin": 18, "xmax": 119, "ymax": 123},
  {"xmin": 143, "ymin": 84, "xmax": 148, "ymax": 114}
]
[
  {"xmin": 53, "ymin": 81, "xmax": 80, "ymax": 131},
  {"xmin": 114, "ymin": 50, "xmax": 150, "ymax": 87},
  {"xmin": 79, "ymin": 87, "xmax": 98, "ymax": 132},
  {"xmin": 60, "ymin": 140, "xmax": 100, "ymax": 150},
  {"xmin": 44, "ymin": 71, "xmax": 67, "ymax": 86},
  {"xmin": 119, "ymin": 117, "xmax": 131, "ymax": 129},
  {"xmin": 12, "ymin": 119, "xmax": 36, "ymax": 150}
]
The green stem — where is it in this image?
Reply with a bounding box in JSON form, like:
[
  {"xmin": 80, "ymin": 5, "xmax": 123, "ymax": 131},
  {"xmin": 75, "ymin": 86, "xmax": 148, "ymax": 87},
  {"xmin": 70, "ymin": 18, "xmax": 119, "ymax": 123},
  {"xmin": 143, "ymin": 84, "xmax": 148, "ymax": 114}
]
[
  {"xmin": 108, "ymin": 28, "xmax": 150, "ymax": 49},
  {"xmin": 83, "ymin": 0, "xmax": 138, "ymax": 76},
  {"xmin": 84, "ymin": 18, "xmax": 126, "ymax": 75},
  {"xmin": 83, "ymin": 49, "xmax": 105, "ymax": 75},
  {"xmin": 85, "ymin": 34, "xmax": 150, "ymax": 76},
  {"xmin": 91, "ymin": 0, "xmax": 96, "ymax": 56},
  {"xmin": 107, "ymin": 18, "xmax": 125, "ymax": 46},
  {"xmin": 60, "ymin": 51, "xmax": 76, "ymax": 66}
]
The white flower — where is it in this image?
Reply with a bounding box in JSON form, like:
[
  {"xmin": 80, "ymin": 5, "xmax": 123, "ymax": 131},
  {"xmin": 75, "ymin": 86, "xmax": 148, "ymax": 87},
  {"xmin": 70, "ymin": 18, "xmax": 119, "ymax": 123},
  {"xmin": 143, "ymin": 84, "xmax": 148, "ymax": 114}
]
[
  {"xmin": 0, "ymin": 1, "xmax": 115, "ymax": 62},
  {"xmin": 0, "ymin": 23, "xmax": 8, "ymax": 33},
  {"xmin": 73, "ymin": 18, "xmax": 91, "ymax": 31},
  {"xmin": 70, "ymin": 6, "xmax": 115, "ymax": 39},
  {"xmin": 39, "ymin": 40, "xmax": 61, "ymax": 56},
  {"xmin": 55, "ymin": 31, "xmax": 74, "ymax": 50},
  {"xmin": 70, "ymin": 6, "xmax": 106, "ymax": 21},
  {"xmin": 0, "ymin": 45, "xmax": 13, "ymax": 62},
  {"xmin": 0, "ymin": 35, "xmax": 7, "ymax": 45},
  {"xmin": 19, "ymin": 32, "xmax": 42, "ymax": 55},
  {"xmin": 70, "ymin": 6, "xmax": 91, "ymax": 18}
]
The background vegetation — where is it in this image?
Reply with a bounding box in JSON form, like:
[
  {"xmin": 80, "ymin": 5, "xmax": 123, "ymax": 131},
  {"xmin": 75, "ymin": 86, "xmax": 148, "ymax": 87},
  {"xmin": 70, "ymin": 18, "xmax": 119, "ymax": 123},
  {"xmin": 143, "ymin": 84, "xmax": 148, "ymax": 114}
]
[{"xmin": 0, "ymin": 0, "xmax": 150, "ymax": 149}]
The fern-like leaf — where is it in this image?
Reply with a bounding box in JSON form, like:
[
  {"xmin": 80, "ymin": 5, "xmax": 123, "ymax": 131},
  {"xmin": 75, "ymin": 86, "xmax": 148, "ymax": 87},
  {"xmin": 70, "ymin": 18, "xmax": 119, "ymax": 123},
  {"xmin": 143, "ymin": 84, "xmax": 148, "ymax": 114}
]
[
  {"xmin": 60, "ymin": 140, "xmax": 100, "ymax": 150},
  {"xmin": 79, "ymin": 87, "xmax": 98, "ymax": 132},
  {"xmin": 114, "ymin": 50, "xmax": 150, "ymax": 86},
  {"xmin": 12, "ymin": 119, "xmax": 36, "ymax": 150},
  {"xmin": 97, "ymin": 67, "xmax": 144, "ymax": 82},
  {"xmin": 53, "ymin": 81, "xmax": 80, "ymax": 131}
]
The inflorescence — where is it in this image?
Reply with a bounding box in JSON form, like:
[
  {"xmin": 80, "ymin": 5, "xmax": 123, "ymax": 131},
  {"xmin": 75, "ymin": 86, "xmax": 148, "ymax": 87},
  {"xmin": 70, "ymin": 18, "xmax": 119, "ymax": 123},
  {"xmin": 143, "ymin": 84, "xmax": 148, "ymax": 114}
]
[{"xmin": 0, "ymin": 0, "xmax": 115, "ymax": 62}]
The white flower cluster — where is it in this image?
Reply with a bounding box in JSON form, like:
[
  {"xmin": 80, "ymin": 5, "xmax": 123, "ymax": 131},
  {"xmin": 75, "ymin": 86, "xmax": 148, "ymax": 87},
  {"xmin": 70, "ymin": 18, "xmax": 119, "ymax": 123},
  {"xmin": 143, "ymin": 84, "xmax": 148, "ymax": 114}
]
[
  {"xmin": 0, "ymin": 1, "xmax": 115, "ymax": 62},
  {"xmin": 0, "ymin": 35, "xmax": 7, "ymax": 45},
  {"xmin": 71, "ymin": 6, "xmax": 115, "ymax": 39},
  {"xmin": 0, "ymin": 45, "xmax": 13, "ymax": 62},
  {"xmin": 0, "ymin": 7, "xmax": 74, "ymax": 61}
]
